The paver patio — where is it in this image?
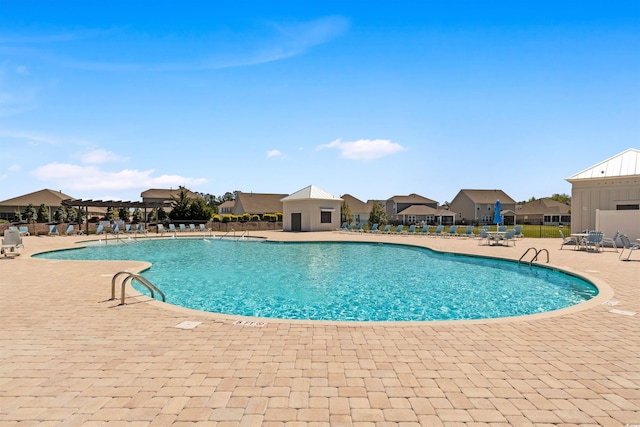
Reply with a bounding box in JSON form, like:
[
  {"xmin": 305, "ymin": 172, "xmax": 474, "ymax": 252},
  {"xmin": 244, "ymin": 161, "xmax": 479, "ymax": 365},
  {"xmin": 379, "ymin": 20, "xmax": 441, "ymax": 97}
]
[{"xmin": 1, "ymin": 230, "xmax": 638, "ymax": 426}]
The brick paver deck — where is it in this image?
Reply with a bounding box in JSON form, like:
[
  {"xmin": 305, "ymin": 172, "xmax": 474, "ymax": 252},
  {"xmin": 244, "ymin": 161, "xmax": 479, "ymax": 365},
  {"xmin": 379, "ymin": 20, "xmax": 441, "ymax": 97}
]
[{"xmin": 1, "ymin": 231, "xmax": 638, "ymax": 426}]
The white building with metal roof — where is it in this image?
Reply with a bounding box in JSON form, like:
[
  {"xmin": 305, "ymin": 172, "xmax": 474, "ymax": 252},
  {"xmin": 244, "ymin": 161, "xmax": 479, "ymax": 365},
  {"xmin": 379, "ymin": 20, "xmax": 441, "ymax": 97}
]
[
  {"xmin": 281, "ymin": 185, "xmax": 343, "ymax": 232},
  {"xmin": 566, "ymin": 148, "xmax": 640, "ymax": 240}
]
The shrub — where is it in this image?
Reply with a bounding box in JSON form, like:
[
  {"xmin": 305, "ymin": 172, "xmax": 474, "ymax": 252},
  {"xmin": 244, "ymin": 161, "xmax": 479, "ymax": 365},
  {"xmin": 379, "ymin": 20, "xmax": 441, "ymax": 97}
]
[{"xmin": 251, "ymin": 214, "xmax": 260, "ymax": 221}]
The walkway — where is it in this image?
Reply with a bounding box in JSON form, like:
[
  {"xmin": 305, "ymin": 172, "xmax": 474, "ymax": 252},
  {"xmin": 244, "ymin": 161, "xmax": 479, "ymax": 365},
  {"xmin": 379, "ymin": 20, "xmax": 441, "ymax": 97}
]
[{"xmin": 0, "ymin": 231, "xmax": 638, "ymax": 426}]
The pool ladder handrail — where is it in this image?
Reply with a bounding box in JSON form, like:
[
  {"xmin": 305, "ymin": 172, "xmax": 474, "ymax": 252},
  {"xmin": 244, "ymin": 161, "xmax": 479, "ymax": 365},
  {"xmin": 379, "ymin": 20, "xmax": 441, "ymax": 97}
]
[
  {"xmin": 111, "ymin": 271, "xmax": 165, "ymax": 305},
  {"xmin": 518, "ymin": 247, "xmax": 549, "ymax": 266},
  {"xmin": 218, "ymin": 229, "xmax": 249, "ymax": 241}
]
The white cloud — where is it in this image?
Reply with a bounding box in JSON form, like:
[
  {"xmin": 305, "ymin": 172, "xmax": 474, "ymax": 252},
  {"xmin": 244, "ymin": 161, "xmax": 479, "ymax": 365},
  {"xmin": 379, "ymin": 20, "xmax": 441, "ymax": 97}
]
[
  {"xmin": 8, "ymin": 164, "xmax": 21, "ymax": 172},
  {"xmin": 317, "ymin": 138, "xmax": 406, "ymax": 161},
  {"xmin": 267, "ymin": 149, "xmax": 285, "ymax": 158},
  {"xmin": 76, "ymin": 148, "xmax": 127, "ymax": 164},
  {"xmin": 33, "ymin": 162, "xmax": 206, "ymax": 192}
]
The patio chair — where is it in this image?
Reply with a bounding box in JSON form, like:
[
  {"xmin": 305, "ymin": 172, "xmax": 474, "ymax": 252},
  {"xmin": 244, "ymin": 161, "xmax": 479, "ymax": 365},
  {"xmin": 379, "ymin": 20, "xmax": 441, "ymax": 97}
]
[
  {"xmin": 95, "ymin": 224, "xmax": 104, "ymax": 235},
  {"xmin": 48, "ymin": 225, "xmax": 59, "ymax": 236},
  {"xmin": 601, "ymin": 231, "xmax": 619, "ymax": 252},
  {"xmin": 379, "ymin": 224, "xmax": 392, "ymax": 234},
  {"xmin": 401, "ymin": 224, "xmax": 416, "ymax": 235},
  {"xmin": 418, "ymin": 225, "xmax": 430, "ymax": 236},
  {"xmin": 64, "ymin": 224, "xmax": 76, "ymax": 236},
  {"xmin": 19, "ymin": 226, "xmax": 30, "ymax": 236},
  {"xmin": 1, "ymin": 229, "xmax": 23, "ymax": 256},
  {"xmin": 478, "ymin": 228, "xmax": 492, "ymax": 245},
  {"xmin": 169, "ymin": 224, "xmax": 177, "ymax": 233},
  {"xmin": 500, "ymin": 229, "xmax": 517, "ymax": 246},
  {"xmin": 618, "ymin": 234, "xmax": 640, "ymax": 261},
  {"xmin": 585, "ymin": 231, "xmax": 603, "ymax": 252},
  {"xmin": 462, "ymin": 225, "xmax": 475, "ymax": 238},
  {"xmin": 431, "ymin": 225, "xmax": 444, "ymax": 237},
  {"xmin": 444, "ymin": 225, "xmax": 458, "ymax": 237},
  {"xmin": 559, "ymin": 230, "xmax": 578, "ymax": 250},
  {"xmin": 179, "ymin": 224, "xmax": 187, "ymax": 233},
  {"xmin": 136, "ymin": 224, "xmax": 147, "ymax": 234},
  {"xmin": 514, "ymin": 225, "xmax": 524, "ymax": 238},
  {"xmin": 336, "ymin": 222, "xmax": 347, "ymax": 232},
  {"xmin": 157, "ymin": 224, "xmax": 167, "ymax": 234},
  {"xmin": 189, "ymin": 224, "xmax": 196, "ymax": 232},
  {"xmin": 199, "ymin": 224, "xmax": 210, "ymax": 232},
  {"xmin": 367, "ymin": 223, "xmax": 379, "ymax": 233},
  {"xmin": 392, "ymin": 225, "xmax": 404, "ymax": 235}
]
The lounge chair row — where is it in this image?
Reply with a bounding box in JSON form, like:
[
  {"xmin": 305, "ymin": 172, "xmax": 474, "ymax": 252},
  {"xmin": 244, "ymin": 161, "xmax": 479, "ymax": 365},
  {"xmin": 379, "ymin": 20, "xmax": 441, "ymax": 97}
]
[
  {"xmin": 157, "ymin": 223, "xmax": 210, "ymax": 234},
  {"xmin": 339, "ymin": 224, "xmax": 524, "ymax": 239}
]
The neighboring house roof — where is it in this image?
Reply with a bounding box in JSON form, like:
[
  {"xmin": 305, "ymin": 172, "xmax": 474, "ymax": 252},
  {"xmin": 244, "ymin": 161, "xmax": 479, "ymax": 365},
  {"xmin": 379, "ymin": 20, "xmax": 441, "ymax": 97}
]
[
  {"xmin": 0, "ymin": 189, "xmax": 74, "ymax": 207},
  {"xmin": 218, "ymin": 200, "xmax": 235, "ymax": 212},
  {"xmin": 454, "ymin": 189, "xmax": 516, "ymax": 204},
  {"xmin": 387, "ymin": 193, "xmax": 437, "ymax": 205},
  {"xmin": 281, "ymin": 185, "xmax": 343, "ymax": 202},
  {"xmin": 341, "ymin": 194, "xmax": 373, "ymax": 212},
  {"xmin": 235, "ymin": 192, "xmax": 287, "ymax": 214},
  {"xmin": 397, "ymin": 205, "xmax": 454, "ymax": 216},
  {"xmin": 516, "ymin": 198, "xmax": 571, "ymax": 215},
  {"xmin": 566, "ymin": 148, "xmax": 640, "ymax": 181},
  {"xmin": 141, "ymin": 188, "xmax": 201, "ymax": 200}
]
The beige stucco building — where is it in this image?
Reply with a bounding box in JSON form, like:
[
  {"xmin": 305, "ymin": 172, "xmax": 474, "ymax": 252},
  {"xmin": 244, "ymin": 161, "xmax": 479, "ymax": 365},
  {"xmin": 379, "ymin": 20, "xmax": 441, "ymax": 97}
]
[
  {"xmin": 566, "ymin": 148, "xmax": 640, "ymax": 240},
  {"xmin": 449, "ymin": 189, "xmax": 517, "ymax": 225},
  {"xmin": 281, "ymin": 185, "xmax": 342, "ymax": 232}
]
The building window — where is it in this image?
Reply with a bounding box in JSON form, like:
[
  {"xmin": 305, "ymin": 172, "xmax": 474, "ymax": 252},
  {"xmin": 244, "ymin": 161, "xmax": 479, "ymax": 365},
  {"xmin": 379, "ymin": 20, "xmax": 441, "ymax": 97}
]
[
  {"xmin": 321, "ymin": 211, "xmax": 332, "ymax": 223},
  {"xmin": 408, "ymin": 215, "xmax": 416, "ymax": 223},
  {"xmin": 617, "ymin": 204, "xmax": 639, "ymax": 210}
]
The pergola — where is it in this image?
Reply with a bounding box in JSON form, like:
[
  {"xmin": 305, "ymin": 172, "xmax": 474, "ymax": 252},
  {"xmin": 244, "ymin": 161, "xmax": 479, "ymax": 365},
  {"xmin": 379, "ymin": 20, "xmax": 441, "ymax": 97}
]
[{"xmin": 61, "ymin": 199, "xmax": 171, "ymax": 234}]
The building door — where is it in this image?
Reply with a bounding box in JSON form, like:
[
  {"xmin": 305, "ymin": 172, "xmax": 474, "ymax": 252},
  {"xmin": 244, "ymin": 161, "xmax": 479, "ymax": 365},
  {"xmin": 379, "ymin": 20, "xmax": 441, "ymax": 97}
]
[{"xmin": 291, "ymin": 213, "xmax": 302, "ymax": 231}]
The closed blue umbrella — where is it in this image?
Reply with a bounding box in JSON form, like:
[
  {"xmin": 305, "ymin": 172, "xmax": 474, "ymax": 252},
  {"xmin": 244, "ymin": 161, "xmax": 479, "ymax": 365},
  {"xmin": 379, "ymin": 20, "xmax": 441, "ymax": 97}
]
[{"xmin": 494, "ymin": 199, "xmax": 502, "ymax": 228}]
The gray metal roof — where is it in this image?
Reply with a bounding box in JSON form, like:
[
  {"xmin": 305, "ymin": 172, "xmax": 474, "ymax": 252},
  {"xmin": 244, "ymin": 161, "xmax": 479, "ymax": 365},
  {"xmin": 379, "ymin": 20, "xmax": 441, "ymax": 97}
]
[{"xmin": 566, "ymin": 148, "xmax": 640, "ymax": 181}]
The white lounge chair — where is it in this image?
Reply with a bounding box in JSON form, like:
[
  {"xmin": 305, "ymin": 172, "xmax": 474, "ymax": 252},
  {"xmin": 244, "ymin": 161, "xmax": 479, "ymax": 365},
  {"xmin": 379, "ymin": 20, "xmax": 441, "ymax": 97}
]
[
  {"xmin": 1, "ymin": 229, "xmax": 24, "ymax": 256},
  {"xmin": 619, "ymin": 234, "xmax": 640, "ymax": 261}
]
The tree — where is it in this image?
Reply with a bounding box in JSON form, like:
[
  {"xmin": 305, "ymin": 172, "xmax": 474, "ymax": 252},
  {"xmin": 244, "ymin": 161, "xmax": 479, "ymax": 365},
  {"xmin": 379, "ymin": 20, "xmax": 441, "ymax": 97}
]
[
  {"xmin": 156, "ymin": 207, "xmax": 167, "ymax": 221},
  {"xmin": 14, "ymin": 209, "xmax": 23, "ymax": 223},
  {"xmin": 37, "ymin": 204, "xmax": 49, "ymax": 223},
  {"xmin": 23, "ymin": 204, "xmax": 37, "ymax": 224},
  {"xmin": 188, "ymin": 198, "xmax": 213, "ymax": 220},
  {"xmin": 105, "ymin": 207, "xmax": 115, "ymax": 221},
  {"xmin": 550, "ymin": 193, "xmax": 571, "ymax": 203},
  {"xmin": 368, "ymin": 202, "xmax": 388, "ymax": 227},
  {"xmin": 118, "ymin": 207, "xmax": 130, "ymax": 222},
  {"xmin": 341, "ymin": 201, "xmax": 353, "ymax": 225},
  {"xmin": 169, "ymin": 186, "xmax": 191, "ymax": 220},
  {"xmin": 54, "ymin": 206, "xmax": 68, "ymax": 223},
  {"xmin": 132, "ymin": 208, "xmax": 143, "ymax": 223}
]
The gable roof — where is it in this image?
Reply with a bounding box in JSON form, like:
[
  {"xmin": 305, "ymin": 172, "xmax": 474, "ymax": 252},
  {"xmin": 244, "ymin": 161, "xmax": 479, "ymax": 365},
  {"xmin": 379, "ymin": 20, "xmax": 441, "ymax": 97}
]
[
  {"xmin": 341, "ymin": 194, "xmax": 373, "ymax": 212},
  {"xmin": 235, "ymin": 192, "xmax": 287, "ymax": 213},
  {"xmin": 566, "ymin": 148, "xmax": 640, "ymax": 181},
  {"xmin": 281, "ymin": 185, "xmax": 343, "ymax": 202},
  {"xmin": 0, "ymin": 189, "xmax": 74, "ymax": 207},
  {"xmin": 454, "ymin": 189, "xmax": 516, "ymax": 204},
  {"xmin": 396, "ymin": 204, "xmax": 454, "ymax": 216},
  {"xmin": 141, "ymin": 188, "xmax": 201, "ymax": 200},
  {"xmin": 516, "ymin": 198, "xmax": 570, "ymax": 215},
  {"xmin": 387, "ymin": 193, "xmax": 437, "ymax": 205}
]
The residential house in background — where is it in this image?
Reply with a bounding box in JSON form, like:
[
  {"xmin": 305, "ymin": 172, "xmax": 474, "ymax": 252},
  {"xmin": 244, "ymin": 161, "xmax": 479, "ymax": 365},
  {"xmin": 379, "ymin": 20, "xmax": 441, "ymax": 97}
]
[
  {"xmin": 385, "ymin": 194, "xmax": 439, "ymax": 225},
  {"xmin": 566, "ymin": 148, "xmax": 640, "ymax": 240},
  {"xmin": 0, "ymin": 189, "xmax": 77, "ymax": 221},
  {"xmin": 282, "ymin": 185, "xmax": 342, "ymax": 232},
  {"xmin": 218, "ymin": 200, "xmax": 235, "ymax": 215},
  {"xmin": 340, "ymin": 194, "xmax": 374, "ymax": 225},
  {"xmin": 233, "ymin": 191, "xmax": 287, "ymax": 217},
  {"xmin": 450, "ymin": 189, "xmax": 517, "ymax": 225},
  {"xmin": 394, "ymin": 204, "xmax": 456, "ymax": 226},
  {"xmin": 141, "ymin": 188, "xmax": 202, "ymax": 206},
  {"xmin": 516, "ymin": 198, "xmax": 571, "ymax": 225}
]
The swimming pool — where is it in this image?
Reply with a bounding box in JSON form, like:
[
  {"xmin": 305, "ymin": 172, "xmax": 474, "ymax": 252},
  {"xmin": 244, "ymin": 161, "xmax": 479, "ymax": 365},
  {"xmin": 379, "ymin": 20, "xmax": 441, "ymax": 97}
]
[{"xmin": 35, "ymin": 238, "xmax": 598, "ymax": 322}]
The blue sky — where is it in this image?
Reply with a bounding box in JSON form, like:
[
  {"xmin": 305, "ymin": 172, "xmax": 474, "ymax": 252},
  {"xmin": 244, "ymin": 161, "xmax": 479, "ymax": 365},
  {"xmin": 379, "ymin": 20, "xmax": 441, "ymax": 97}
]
[{"xmin": 1, "ymin": 1, "xmax": 638, "ymax": 204}]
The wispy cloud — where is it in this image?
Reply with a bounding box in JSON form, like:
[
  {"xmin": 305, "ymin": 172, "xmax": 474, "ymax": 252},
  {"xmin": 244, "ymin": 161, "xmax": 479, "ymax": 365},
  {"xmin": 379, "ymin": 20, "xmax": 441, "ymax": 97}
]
[
  {"xmin": 267, "ymin": 149, "xmax": 285, "ymax": 158},
  {"xmin": 33, "ymin": 162, "xmax": 207, "ymax": 192},
  {"xmin": 0, "ymin": 17, "xmax": 349, "ymax": 72},
  {"xmin": 317, "ymin": 138, "xmax": 406, "ymax": 161},
  {"xmin": 75, "ymin": 148, "xmax": 128, "ymax": 164}
]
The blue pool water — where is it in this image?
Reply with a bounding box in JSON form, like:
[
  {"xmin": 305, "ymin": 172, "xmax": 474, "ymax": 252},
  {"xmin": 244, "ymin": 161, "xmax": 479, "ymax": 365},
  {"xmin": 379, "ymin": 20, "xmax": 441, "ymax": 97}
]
[{"xmin": 35, "ymin": 238, "xmax": 598, "ymax": 321}]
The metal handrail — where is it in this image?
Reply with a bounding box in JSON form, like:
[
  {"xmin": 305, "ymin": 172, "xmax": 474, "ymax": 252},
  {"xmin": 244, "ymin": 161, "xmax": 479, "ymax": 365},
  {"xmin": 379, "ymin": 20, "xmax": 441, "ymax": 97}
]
[
  {"xmin": 219, "ymin": 228, "xmax": 235, "ymax": 240},
  {"xmin": 111, "ymin": 271, "xmax": 165, "ymax": 305},
  {"xmin": 518, "ymin": 247, "xmax": 549, "ymax": 266}
]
